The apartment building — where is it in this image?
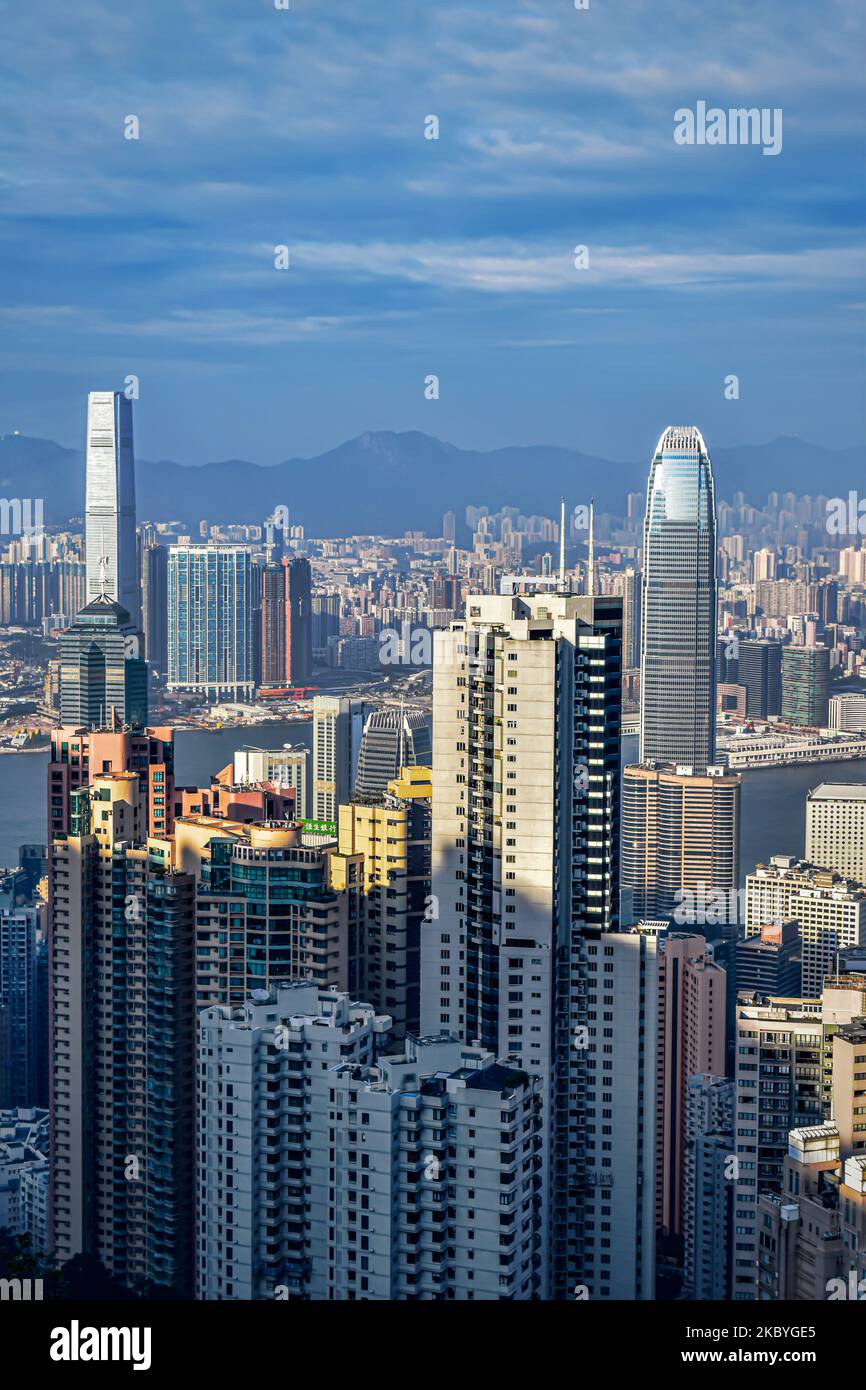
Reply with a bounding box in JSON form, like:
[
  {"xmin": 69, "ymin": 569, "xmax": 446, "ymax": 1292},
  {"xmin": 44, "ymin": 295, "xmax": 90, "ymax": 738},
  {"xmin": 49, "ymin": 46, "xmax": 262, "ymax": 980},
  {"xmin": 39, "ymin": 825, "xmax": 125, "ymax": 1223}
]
[{"xmin": 197, "ymin": 983, "xmax": 543, "ymax": 1301}]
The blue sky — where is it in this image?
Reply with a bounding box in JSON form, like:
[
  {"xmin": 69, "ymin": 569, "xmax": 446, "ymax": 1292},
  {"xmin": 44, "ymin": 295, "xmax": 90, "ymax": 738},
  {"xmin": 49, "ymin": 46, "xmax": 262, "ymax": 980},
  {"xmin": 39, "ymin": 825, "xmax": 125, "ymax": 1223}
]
[{"xmin": 0, "ymin": 0, "xmax": 863, "ymax": 464}]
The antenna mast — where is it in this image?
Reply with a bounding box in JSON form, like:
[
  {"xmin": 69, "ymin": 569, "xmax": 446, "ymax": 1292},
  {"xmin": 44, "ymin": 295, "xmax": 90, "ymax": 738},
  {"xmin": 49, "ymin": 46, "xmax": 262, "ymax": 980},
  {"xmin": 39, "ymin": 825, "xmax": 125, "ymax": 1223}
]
[{"xmin": 558, "ymin": 497, "xmax": 566, "ymax": 591}]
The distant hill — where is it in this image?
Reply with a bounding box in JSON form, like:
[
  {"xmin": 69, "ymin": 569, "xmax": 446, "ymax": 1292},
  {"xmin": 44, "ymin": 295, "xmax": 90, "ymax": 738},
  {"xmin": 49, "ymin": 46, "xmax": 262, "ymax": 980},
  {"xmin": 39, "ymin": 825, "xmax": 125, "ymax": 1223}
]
[{"xmin": 1, "ymin": 429, "xmax": 862, "ymax": 537}]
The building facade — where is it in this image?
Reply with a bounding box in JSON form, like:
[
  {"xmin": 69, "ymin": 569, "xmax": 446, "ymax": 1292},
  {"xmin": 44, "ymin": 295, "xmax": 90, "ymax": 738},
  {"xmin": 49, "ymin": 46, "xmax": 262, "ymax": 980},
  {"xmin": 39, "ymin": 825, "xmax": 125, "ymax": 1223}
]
[
  {"xmin": 167, "ymin": 544, "xmax": 255, "ymax": 702},
  {"xmin": 84, "ymin": 390, "xmax": 139, "ymax": 623},
  {"xmin": 639, "ymin": 426, "xmax": 716, "ymax": 771},
  {"xmin": 806, "ymin": 782, "xmax": 866, "ymax": 885}
]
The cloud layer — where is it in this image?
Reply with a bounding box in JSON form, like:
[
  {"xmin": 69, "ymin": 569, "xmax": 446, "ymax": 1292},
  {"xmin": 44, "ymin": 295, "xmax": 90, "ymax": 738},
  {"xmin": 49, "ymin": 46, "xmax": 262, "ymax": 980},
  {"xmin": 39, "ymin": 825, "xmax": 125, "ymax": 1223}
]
[{"xmin": 0, "ymin": 0, "xmax": 863, "ymax": 462}]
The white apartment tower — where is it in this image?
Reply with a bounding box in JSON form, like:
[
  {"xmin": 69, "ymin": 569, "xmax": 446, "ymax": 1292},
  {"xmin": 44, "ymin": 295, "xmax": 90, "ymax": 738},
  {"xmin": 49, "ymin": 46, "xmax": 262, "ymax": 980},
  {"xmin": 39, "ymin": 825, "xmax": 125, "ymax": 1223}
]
[
  {"xmin": 745, "ymin": 856, "xmax": 866, "ymax": 997},
  {"xmin": 197, "ymin": 983, "xmax": 544, "ymax": 1301},
  {"xmin": 419, "ymin": 591, "xmax": 655, "ymax": 1299},
  {"xmin": 311, "ymin": 695, "xmax": 370, "ymax": 823}
]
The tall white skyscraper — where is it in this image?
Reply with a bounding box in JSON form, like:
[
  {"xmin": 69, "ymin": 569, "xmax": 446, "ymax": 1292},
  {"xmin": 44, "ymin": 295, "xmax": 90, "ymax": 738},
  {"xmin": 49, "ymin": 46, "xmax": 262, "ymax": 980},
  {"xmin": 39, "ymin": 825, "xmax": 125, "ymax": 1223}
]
[
  {"xmin": 420, "ymin": 591, "xmax": 656, "ymax": 1299},
  {"xmin": 311, "ymin": 695, "xmax": 370, "ymax": 822},
  {"xmin": 84, "ymin": 391, "xmax": 139, "ymax": 624},
  {"xmin": 639, "ymin": 426, "xmax": 716, "ymax": 771}
]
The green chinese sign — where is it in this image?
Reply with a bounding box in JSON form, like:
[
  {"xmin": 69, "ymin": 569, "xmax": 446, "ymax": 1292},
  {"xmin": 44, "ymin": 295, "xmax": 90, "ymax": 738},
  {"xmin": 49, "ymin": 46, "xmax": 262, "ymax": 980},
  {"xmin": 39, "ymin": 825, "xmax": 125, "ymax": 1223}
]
[{"xmin": 301, "ymin": 818, "xmax": 337, "ymax": 836}]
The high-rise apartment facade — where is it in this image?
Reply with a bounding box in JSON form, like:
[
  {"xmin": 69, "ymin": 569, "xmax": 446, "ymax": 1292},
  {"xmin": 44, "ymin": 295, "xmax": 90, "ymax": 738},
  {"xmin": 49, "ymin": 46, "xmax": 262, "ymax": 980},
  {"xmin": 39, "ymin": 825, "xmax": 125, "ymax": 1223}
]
[
  {"xmin": 197, "ymin": 985, "xmax": 544, "ymax": 1301},
  {"xmin": 311, "ymin": 695, "xmax": 370, "ymax": 823},
  {"xmin": 330, "ymin": 766, "xmax": 432, "ymax": 1039},
  {"xmin": 84, "ymin": 390, "xmax": 139, "ymax": 623},
  {"xmin": 744, "ymin": 856, "xmax": 866, "ymax": 997},
  {"xmin": 47, "ymin": 723, "xmax": 175, "ymax": 842},
  {"xmin": 167, "ymin": 544, "xmax": 255, "ymax": 702},
  {"xmin": 0, "ymin": 908, "xmax": 44, "ymax": 1109},
  {"xmin": 806, "ymin": 783, "xmax": 866, "ymax": 885},
  {"xmin": 187, "ymin": 821, "xmax": 359, "ymax": 1008},
  {"xmin": 621, "ymin": 763, "xmax": 740, "ymax": 923},
  {"xmin": 682, "ymin": 1074, "xmax": 734, "ymax": 1300},
  {"xmin": 419, "ymin": 591, "xmax": 654, "ymax": 1299},
  {"xmin": 732, "ymin": 980, "xmax": 866, "ymax": 1298},
  {"xmin": 639, "ymin": 426, "xmax": 716, "ymax": 771},
  {"xmin": 655, "ymin": 934, "xmax": 727, "ymax": 1244},
  {"xmin": 756, "ymin": 1018, "xmax": 866, "ymax": 1301},
  {"xmin": 49, "ymin": 772, "xmax": 197, "ymax": 1293}
]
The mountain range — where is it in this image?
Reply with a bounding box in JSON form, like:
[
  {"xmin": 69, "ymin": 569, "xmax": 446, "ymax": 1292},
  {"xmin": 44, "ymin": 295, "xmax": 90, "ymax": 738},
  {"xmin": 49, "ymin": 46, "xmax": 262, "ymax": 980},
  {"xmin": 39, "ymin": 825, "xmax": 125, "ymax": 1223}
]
[{"xmin": 0, "ymin": 430, "xmax": 862, "ymax": 537}]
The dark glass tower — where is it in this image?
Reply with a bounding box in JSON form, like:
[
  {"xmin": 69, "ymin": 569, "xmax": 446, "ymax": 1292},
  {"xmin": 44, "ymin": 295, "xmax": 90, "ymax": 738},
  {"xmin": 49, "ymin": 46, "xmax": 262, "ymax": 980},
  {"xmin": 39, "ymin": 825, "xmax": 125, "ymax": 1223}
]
[{"xmin": 58, "ymin": 594, "xmax": 148, "ymax": 728}]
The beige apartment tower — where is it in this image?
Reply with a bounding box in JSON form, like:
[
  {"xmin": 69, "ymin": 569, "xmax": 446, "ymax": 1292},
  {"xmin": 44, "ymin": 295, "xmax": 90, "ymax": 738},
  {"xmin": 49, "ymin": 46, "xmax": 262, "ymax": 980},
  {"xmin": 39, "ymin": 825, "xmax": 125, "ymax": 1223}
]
[
  {"xmin": 806, "ymin": 783, "xmax": 866, "ymax": 886},
  {"xmin": 621, "ymin": 762, "xmax": 740, "ymax": 923}
]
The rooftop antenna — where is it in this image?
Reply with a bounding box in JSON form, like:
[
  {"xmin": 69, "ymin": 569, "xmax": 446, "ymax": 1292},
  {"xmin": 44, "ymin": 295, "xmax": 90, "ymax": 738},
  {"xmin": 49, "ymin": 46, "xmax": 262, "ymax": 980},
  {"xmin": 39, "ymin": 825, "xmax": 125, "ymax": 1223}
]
[
  {"xmin": 587, "ymin": 498, "xmax": 595, "ymax": 597},
  {"xmin": 98, "ymin": 527, "xmax": 110, "ymax": 598},
  {"xmin": 558, "ymin": 497, "xmax": 566, "ymax": 591}
]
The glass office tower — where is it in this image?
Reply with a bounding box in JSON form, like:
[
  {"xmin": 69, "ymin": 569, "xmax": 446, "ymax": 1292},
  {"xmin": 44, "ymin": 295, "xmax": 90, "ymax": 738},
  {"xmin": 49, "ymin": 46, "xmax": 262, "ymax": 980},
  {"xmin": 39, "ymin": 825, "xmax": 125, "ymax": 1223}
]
[{"xmin": 639, "ymin": 426, "xmax": 717, "ymax": 771}]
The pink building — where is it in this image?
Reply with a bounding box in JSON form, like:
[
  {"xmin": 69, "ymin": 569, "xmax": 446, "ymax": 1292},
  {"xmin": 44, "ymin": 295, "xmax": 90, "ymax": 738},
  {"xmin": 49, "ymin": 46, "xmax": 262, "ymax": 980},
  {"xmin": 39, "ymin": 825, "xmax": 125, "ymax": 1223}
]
[{"xmin": 655, "ymin": 933, "xmax": 727, "ymax": 1242}]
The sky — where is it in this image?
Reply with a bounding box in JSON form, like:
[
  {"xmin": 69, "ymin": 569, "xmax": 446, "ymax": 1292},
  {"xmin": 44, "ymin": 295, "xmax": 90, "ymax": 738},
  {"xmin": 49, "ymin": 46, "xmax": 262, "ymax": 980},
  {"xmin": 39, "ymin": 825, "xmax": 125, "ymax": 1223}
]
[{"xmin": 0, "ymin": 0, "xmax": 863, "ymax": 465}]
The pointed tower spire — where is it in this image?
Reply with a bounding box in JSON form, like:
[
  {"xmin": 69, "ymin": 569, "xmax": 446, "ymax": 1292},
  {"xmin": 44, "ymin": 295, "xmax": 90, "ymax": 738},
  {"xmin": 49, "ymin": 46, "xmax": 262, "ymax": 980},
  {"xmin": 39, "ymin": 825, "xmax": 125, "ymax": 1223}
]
[
  {"xmin": 558, "ymin": 497, "xmax": 566, "ymax": 591},
  {"xmin": 587, "ymin": 498, "xmax": 595, "ymax": 596}
]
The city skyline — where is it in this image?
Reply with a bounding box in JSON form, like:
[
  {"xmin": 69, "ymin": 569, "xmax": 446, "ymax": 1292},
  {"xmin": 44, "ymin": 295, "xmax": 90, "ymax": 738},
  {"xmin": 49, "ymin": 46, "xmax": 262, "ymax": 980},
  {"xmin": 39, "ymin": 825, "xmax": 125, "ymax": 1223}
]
[{"xmin": 1, "ymin": 0, "xmax": 864, "ymax": 1345}]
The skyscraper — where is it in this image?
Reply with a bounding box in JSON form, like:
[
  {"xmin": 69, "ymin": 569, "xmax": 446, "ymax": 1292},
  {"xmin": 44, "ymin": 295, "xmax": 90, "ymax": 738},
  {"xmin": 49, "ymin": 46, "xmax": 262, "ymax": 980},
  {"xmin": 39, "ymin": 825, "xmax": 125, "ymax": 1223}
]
[
  {"xmin": 654, "ymin": 934, "xmax": 727, "ymax": 1249},
  {"xmin": 260, "ymin": 555, "xmax": 313, "ymax": 688},
  {"xmin": 84, "ymin": 390, "xmax": 139, "ymax": 624},
  {"xmin": 141, "ymin": 541, "xmax": 168, "ymax": 674},
  {"xmin": 259, "ymin": 559, "xmax": 286, "ymax": 685},
  {"xmin": 353, "ymin": 707, "xmax": 432, "ymax": 799},
  {"xmin": 806, "ymin": 783, "xmax": 866, "ymax": 884},
  {"xmin": 738, "ymin": 639, "xmax": 782, "ymax": 719},
  {"xmin": 330, "ymin": 765, "xmax": 432, "ymax": 1039},
  {"xmin": 311, "ymin": 695, "xmax": 370, "ymax": 823},
  {"xmin": 49, "ymin": 772, "xmax": 197, "ymax": 1293},
  {"xmin": 639, "ymin": 426, "xmax": 716, "ymax": 770},
  {"xmin": 621, "ymin": 763, "xmax": 740, "ymax": 923},
  {"xmin": 420, "ymin": 591, "xmax": 655, "ymax": 1299},
  {"xmin": 622, "ymin": 566, "xmax": 642, "ymax": 672},
  {"xmin": 0, "ymin": 907, "xmax": 44, "ymax": 1109},
  {"xmin": 167, "ymin": 543, "xmax": 255, "ymax": 702},
  {"xmin": 197, "ymin": 985, "xmax": 543, "ymax": 1301},
  {"xmin": 284, "ymin": 556, "xmax": 312, "ymax": 686},
  {"xmin": 58, "ymin": 594, "xmax": 148, "ymax": 728},
  {"xmin": 682, "ymin": 1074, "xmax": 734, "ymax": 1301},
  {"xmin": 781, "ymin": 645, "xmax": 831, "ymax": 727}
]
